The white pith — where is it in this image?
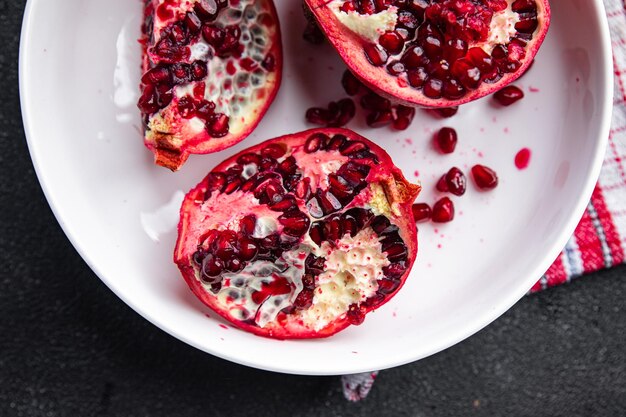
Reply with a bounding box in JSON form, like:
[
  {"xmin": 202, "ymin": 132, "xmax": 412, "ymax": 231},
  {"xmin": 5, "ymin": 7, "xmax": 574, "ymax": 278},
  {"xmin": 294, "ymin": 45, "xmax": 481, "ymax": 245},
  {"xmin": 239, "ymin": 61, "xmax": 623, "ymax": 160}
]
[
  {"xmin": 329, "ymin": 0, "xmax": 398, "ymax": 43},
  {"xmin": 146, "ymin": 0, "xmax": 277, "ymax": 140},
  {"xmin": 290, "ymin": 146, "xmax": 349, "ymax": 191},
  {"xmin": 301, "ymin": 228, "xmax": 389, "ymax": 331}
]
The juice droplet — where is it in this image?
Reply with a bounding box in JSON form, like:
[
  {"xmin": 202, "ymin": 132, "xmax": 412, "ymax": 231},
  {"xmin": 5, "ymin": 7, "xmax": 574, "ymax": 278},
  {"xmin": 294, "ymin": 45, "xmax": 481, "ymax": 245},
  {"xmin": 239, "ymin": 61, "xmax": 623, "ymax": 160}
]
[{"xmin": 515, "ymin": 148, "xmax": 531, "ymax": 170}]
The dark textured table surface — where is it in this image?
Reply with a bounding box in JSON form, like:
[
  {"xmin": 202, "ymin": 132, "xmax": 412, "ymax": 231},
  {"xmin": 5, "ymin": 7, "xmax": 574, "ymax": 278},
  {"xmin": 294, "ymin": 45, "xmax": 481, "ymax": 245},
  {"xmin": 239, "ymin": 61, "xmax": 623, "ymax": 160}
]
[{"xmin": 2, "ymin": 2, "xmax": 626, "ymax": 416}]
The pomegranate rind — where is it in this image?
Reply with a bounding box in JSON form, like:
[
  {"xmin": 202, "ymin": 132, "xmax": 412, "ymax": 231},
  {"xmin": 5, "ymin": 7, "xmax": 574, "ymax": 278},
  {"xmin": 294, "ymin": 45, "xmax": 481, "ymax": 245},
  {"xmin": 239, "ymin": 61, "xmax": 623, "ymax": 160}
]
[
  {"xmin": 304, "ymin": 0, "xmax": 550, "ymax": 108},
  {"xmin": 140, "ymin": 0, "xmax": 283, "ymax": 171},
  {"xmin": 174, "ymin": 128, "xmax": 419, "ymax": 339}
]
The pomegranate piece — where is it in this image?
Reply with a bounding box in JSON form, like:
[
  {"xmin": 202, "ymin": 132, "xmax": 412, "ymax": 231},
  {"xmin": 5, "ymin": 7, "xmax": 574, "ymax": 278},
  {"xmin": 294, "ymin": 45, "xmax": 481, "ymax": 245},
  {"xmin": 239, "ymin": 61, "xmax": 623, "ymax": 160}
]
[
  {"xmin": 138, "ymin": 0, "xmax": 283, "ymax": 170},
  {"xmin": 493, "ymin": 85, "xmax": 525, "ymax": 105},
  {"xmin": 304, "ymin": 0, "xmax": 550, "ymax": 107},
  {"xmin": 175, "ymin": 128, "xmax": 421, "ymax": 339},
  {"xmin": 435, "ymin": 127, "xmax": 458, "ymax": 154},
  {"xmin": 432, "ymin": 197, "xmax": 455, "ymax": 223},
  {"xmin": 471, "ymin": 164, "xmax": 499, "ymax": 190},
  {"xmin": 412, "ymin": 203, "xmax": 432, "ymax": 223}
]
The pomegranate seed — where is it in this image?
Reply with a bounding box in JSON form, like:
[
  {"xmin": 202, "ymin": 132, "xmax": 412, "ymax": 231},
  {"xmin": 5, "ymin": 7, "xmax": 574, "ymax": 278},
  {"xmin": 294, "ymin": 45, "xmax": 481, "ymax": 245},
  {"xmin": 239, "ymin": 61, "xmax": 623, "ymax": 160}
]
[
  {"xmin": 304, "ymin": 133, "xmax": 324, "ymax": 153},
  {"xmin": 184, "ymin": 12, "xmax": 202, "ymax": 34},
  {"xmin": 294, "ymin": 290, "xmax": 314, "ymax": 309},
  {"xmin": 305, "ymin": 107, "xmax": 331, "ymax": 125},
  {"xmin": 330, "ymin": 98, "xmax": 356, "ymax": 127},
  {"xmin": 436, "ymin": 175, "xmax": 448, "ymax": 192},
  {"xmin": 429, "ymin": 106, "xmax": 458, "ymax": 118},
  {"xmin": 435, "ymin": 127, "xmax": 458, "ymax": 153},
  {"xmin": 207, "ymin": 113, "xmax": 230, "ymax": 137},
  {"xmin": 342, "ymin": 70, "xmax": 362, "ymax": 95},
  {"xmin": 360, "ymin": 93, "xmax": 391, "ymax": 111},
  {"xmin": 202, "ymin": 254, "xmax": 225, "ymax": 278},
  {"xmin": 444, "ymin": 167, "xmax": 467, "ymax": 196},
  {"xmin": 177, "ymin": 96, "xmax": 196, "ymax": 118},
  {"xmin": 423, "ymin": 78, "xmax": 443, "ymax": 99},
  {"xmin": 387, "ymin": 61, "xmax": 406, "ymax": 76},
  {"xmin": 493, "ymin": 85, "xmax": 524, "ymax": 105},
  {"xmin": 366, "ymin": 110, "xmax": 394, "ymax": 128},
  {"xmin": 261, "ymin": 144, "xmax": 286, "ymax": 159},
  {"xmin": 364, "ymin": 44, "xmax": 388, "ymax": 66},
  {"xmin": 432, "ymin": 197, "xmax": 455, "ymax": 223},
  {"xmin": 471, "ymin": 164, "xmax": 499, "ymax": 190},
  {"xmin": 407, "ymin": 67, "xmax": 428, "ymax": 88},
  {"xmin": 190, "ymin": 61, "xmax": 208, "ymax": 81},
  {"xmin": 443, "ymin": 38, "xmax": 468, "ymax": 63},
  {"xmin": 412, "ymin": 203, "xmax": 432, "ymax": 222},
  {"xmin": 379, "ymin": 31, "xmax": 405, "ymax": 55},
  {"xmin": 346, "ymin": 304, "xmax": 365, "ymax": 325},
  {"xmin": 402, "ymin": 46, "xmax": 427, "ymax": 69},
  {"xmin": 303, "ymin": 21, "xmax": 325, "ymax": 44},
  {"xmin": 393, "ymin": 105, "xmax": 416, "ymax": 130}
]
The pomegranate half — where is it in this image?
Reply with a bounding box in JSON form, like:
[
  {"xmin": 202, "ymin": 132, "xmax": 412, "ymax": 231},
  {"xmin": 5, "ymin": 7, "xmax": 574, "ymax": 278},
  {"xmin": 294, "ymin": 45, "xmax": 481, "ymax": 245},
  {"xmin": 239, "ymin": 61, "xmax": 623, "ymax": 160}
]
[
  {"xmin": 138, "ymin": 0, "xmax": 282, "ymax": 170},
  {"xmin": 304, "ymin": 0, "xmax": 550, "ymax": 107},
  {"xmin": 175, "ymin": 128, "xmax": 420, "ymax": 338}
]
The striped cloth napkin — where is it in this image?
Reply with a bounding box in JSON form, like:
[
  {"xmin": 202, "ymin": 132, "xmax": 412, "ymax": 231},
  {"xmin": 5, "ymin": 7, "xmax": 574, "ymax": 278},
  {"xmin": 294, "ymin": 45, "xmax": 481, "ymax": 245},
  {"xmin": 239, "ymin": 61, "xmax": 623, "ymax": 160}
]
[{"xmin": 342, "ymin": 0, "xmax": 626, "ymax": 401}]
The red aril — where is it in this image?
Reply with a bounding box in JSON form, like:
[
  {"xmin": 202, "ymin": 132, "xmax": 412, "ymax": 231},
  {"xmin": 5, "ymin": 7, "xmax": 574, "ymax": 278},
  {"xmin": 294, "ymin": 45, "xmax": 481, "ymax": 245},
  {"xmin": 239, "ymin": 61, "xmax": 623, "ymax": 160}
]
[
  {"xmin": 175, "ymin": 128, "xmax": 420, "ymax": 339},
  {"xmin": 471, "ymin": 164, "xmax": 499, "ymax": 189},
  {"xmin": 304, "ymin": 0, "xmax": 550, "ymax": 108},
  {"xmin": 444, "ymin": 167, "xmax": 467, "ymax": 196},
  {"xmin": 493, "ymin": 85, "xmax": 525, "ymax": 105},
  {"xmin": 432, "ymin": 197, "xmax": 455, "ymax": 223},
  {"xmin": 412, "ymin": 203, "xmax": 432, "ymax": 223},
  {"xmin": 435, "ymin": 127, "xmax": 458, "ymax": 154},
  {"xmin": 138, "ymin": 0, "xmax": 282, "ymax": 170}
]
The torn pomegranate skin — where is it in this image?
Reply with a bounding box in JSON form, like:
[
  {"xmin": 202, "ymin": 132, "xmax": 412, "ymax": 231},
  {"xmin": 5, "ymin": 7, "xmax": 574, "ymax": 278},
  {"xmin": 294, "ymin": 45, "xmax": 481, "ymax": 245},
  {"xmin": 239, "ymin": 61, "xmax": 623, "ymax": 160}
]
[
  {"xmin": 138, "ymin": 0, "xmax": 283, "ymax": 171},
  {"xmin": 305, "ymin": 0, "xmax": 550, "ymax": 108},
  {"xmin": 174, "ymin": 128, "xmax": 420, "ymax": 339}
]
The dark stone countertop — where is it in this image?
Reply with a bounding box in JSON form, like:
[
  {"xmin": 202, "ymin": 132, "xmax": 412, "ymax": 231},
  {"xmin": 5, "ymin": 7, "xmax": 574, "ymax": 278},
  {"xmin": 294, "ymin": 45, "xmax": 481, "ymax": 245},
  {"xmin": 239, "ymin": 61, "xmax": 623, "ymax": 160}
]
[{"xmin": 1, "ymin": 1, "xmax": 625, "ymax": 416}]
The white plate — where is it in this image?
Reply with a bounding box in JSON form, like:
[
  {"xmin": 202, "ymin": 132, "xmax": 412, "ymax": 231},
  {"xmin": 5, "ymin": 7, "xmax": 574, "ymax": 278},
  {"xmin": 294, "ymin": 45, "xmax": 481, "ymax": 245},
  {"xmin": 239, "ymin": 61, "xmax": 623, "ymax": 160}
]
[{"xmin": 20, "ymin": 0, "xmax": 612, "ymax": 375}]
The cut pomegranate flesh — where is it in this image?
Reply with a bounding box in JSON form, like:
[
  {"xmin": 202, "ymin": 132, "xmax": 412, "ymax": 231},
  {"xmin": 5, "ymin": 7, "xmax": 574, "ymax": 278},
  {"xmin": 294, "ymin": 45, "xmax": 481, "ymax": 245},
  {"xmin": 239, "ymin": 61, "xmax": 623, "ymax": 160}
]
[
  {"xmin": 175, "ymin": 128, "xmax": 421, "ymax": 339},
  {"xmin": 138, "ymin": 0, "xmax": 282, "ymax": 170},
  {"xmin": 305, "ymin": 0, "xmax": 550, "ymax": 107}
]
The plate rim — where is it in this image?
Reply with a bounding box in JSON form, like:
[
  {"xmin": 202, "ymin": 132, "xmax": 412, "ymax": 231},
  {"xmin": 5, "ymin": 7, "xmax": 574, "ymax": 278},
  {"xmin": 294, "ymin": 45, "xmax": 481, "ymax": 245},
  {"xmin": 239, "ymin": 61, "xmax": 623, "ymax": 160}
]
[{"xmin": 19, "ymin": 0, "xmax": 614, "ymax": 375}]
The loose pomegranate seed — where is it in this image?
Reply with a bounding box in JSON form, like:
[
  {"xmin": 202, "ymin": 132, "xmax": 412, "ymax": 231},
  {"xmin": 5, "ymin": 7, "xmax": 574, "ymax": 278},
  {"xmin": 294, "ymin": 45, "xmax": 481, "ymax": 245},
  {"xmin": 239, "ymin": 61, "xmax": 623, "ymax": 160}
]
[
  {"xmin": 471, "ymin": 164, "xmax": 499, "ymax": 190},
  {"xmin": 303, "ymin": 21, "xmax": 325, "ymax": 44},
  {"xmin": 435, "ymin": 127, "xmax": 458, "ymax": 154},
  {"xmin": 436, "ymin": 175, "xmax": 448, "ymax": 192},
  {"xmin": 428, "ymin": 106, "xmax": 458, "ymax": 118},
  {"xmin": 393, "ymin": 105, "xmax": 416, "ymax": 131},
  {"xmin": 494, "ymin": 85, "xmax": 524, "ymax": 105},
  {"xmin": 432, "ymin": 197, "xmax": 455, "ymax": 223},
  {"xmin": 305, "ymin": 107, "xmax": 331, "ymax": 125},
  {"xmin": 341, "ymin": 70, "xmax": 363, "ymax": 95},
  {"xmin": 412, "ymin": 203, "xmax": 432, "ymax": 223},
  {"xmin": 366, "ymin": 110, "xmax": 393, "ymax": 128},
  {"xmin": 305, "ymin": 99, "xmax": 355, "ymax": 127},
  {"xmin": 444, "ymin": 167, "xmax": 467, "ymax": 196}
]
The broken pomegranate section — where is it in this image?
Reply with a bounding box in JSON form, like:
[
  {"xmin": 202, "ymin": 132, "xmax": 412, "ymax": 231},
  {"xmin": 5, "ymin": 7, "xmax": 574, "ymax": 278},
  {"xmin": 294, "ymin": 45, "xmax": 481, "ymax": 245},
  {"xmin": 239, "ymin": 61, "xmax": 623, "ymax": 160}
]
[
  {"xmin": 304, "ymin": 0, "xmax": 550, "ymax": 107},
  {"xmin": 175, "ymin": 128, "xmax": 420, "ymax": 339},
  {"xmin": 138, "ymin": 0, "xmax": 282, "ymax": 170}
]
